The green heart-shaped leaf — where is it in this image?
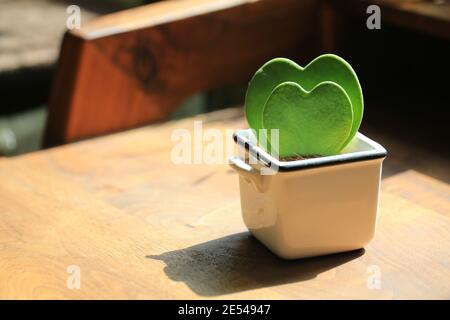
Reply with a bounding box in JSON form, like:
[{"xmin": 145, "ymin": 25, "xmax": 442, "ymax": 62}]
[
  {"xmin": 263, "ymin": 81, "xmax": 353, "ymax": 157},
  {"xmin": 245, "ymin": 54, "xmax": 363, "ymax": 153}
]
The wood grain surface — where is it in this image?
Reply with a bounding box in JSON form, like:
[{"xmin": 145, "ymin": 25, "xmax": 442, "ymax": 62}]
[
  {"xmin": 2, "ymin": 108, "xmax": 450, "ymax": 299},
  {"xmin": 340, "ymin": 0, "xmax": 450, "ymax": 40}
]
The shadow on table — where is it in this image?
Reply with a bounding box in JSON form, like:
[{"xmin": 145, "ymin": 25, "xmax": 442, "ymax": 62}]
[{"xmin": 147, "ymin": 232, "xmax": 364, "ymax": 296}]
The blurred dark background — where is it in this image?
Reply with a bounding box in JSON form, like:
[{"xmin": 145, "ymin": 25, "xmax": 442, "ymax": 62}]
[
  {"xmin": 335, "ymin": 2, "xmax": 450, "ymax": 181},
  {"xmin": 0, "ymin": 0, "xmax": 151, "ymax": 154},
  {"xmin": 0, "ymin": 0, "xmax": 449, "ymax": 182}
]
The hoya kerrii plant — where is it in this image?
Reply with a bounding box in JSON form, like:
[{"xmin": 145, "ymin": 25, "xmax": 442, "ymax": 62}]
[{"xmin": 244, "ymin": 54, "xmax": 363, "ymax": 158}]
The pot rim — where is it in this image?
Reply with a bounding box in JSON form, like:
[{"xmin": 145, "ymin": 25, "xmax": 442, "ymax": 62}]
[{"xmin": 233, "ymin": 129, "xmax": 387, "ymax": 172}]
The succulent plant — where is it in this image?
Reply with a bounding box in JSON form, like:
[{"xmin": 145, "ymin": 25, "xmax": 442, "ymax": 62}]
[{"xmin": 245, "ymin": 54, "xmax": 363, "ymax": 157}]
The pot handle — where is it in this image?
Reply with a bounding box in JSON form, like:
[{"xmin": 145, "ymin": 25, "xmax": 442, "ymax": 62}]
[{"xmin": 229, "ymin": 157, "xmax": 269, "ymax": 193}]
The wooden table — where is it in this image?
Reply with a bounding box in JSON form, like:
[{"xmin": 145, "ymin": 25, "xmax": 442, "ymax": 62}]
[{"xmin": 0, "ymin": 108, "xmax": 449, "ymax": 299}]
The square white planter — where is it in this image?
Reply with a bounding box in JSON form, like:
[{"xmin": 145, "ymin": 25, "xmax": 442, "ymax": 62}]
[{"xmin": 229, "ymin": 129, "xmax": 387, "ymax": 259}]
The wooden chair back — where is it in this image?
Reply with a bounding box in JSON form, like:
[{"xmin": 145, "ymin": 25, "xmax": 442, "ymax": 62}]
[{"xmin": 45, "ymin": 0, "xmax": 325, "ymax": 147}]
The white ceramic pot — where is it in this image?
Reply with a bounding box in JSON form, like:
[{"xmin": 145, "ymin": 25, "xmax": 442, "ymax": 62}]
[{"xmin": 229, "ymin": 129, "xmax": 387, "ymax": 259}]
